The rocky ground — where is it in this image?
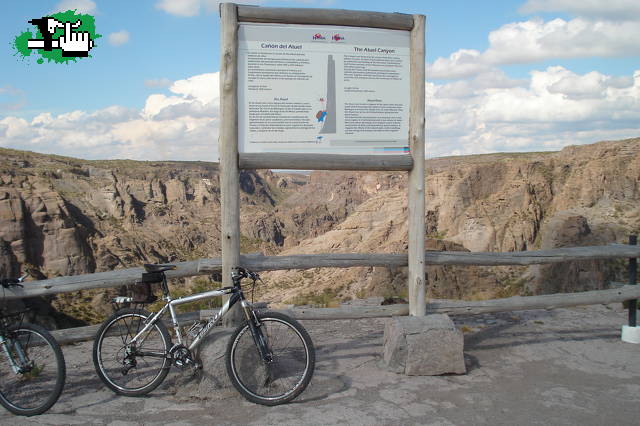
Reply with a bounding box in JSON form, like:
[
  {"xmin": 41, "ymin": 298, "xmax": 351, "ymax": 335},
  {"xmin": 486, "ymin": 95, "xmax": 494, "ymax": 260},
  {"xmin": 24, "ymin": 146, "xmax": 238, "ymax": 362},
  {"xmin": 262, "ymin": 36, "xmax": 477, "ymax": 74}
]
[{"xmin": 3, "ymin": 304, "xmax": 639, "ymax": 425}]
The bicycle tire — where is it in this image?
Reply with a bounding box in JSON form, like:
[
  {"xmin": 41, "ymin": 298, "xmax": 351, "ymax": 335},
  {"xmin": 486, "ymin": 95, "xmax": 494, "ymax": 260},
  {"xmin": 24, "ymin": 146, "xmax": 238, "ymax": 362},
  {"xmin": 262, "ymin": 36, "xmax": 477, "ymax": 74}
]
[
  {"xmin": 0, "ymin": 323, "xmax": 66, "ymax": 416},
  {"xmin": 226, "ymin": 311, "xmax": 315, "ymax": 406},
  {"xmin": 93, "ymin": 308, "xmax": 171, "ymax": 396}
]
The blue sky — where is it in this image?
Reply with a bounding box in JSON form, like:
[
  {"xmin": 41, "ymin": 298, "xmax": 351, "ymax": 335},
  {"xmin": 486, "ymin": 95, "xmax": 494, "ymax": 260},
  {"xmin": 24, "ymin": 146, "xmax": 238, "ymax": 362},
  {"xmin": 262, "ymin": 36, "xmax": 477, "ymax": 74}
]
[{"xmin": 1, "ymin": 0, "xmax": 639, "ymax": 160}]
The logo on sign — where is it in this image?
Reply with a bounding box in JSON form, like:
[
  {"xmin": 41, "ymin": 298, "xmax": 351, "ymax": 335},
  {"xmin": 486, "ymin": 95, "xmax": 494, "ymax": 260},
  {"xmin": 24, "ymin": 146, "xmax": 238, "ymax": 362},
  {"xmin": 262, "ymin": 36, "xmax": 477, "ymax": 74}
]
[
  {"xmin": 332, "ymin": 34, "xmax": 344, "ymax": 42},
  {"xmin": 312, "ymin": 33, "xmax": 326, "ymax": 40}
]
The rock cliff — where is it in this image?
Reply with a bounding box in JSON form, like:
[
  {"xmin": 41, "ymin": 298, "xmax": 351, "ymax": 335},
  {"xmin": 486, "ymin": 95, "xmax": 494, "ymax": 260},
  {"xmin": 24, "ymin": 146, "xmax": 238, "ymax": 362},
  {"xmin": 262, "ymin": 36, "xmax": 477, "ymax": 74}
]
[
  {"xmin": 1, "ymin": 138, "xmax": 638, "ymax": 322},
  {"xmin": 257, "ymin": 138, "xmax": 640, "ymax": 304},
  {"xmin": 0, "ymin": 150, "xmax": 302, "ymax": 322}
]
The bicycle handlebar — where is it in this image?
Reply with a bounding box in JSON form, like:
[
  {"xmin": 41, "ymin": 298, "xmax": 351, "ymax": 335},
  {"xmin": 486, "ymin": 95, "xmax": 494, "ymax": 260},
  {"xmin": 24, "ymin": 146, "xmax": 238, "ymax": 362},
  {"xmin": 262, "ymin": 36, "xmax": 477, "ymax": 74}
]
[{"xmin": 231, "ymin": 267, "xmax": 259, "ymax": 282}]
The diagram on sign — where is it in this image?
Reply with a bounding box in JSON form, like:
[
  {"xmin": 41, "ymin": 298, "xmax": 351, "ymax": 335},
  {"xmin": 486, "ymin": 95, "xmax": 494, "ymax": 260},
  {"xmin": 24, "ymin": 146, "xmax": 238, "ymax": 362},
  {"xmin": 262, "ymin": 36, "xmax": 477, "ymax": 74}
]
[{"xmin": 318, "ymin": 55, "xmax": 336, "ymax": 134}]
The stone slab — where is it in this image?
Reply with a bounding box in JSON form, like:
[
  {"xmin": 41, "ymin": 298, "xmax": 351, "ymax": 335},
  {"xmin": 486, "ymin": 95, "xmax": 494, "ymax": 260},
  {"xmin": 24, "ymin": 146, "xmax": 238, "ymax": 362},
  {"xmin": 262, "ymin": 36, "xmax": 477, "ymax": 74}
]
[{"xmin": 382, "ymin": 314, "xmax": 466, "ymax": 375}]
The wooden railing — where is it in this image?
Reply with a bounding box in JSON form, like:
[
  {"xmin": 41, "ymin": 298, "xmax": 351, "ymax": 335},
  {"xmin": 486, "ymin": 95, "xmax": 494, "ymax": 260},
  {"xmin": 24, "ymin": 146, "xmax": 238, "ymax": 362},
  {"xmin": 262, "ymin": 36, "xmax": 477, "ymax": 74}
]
[
  {"xmin": 5, "ymin": 244, "xmax": 639, "ymax": 300},
  {"xmin": 2, "ymin": 242, "xmax": 637, "ymax": 344}
]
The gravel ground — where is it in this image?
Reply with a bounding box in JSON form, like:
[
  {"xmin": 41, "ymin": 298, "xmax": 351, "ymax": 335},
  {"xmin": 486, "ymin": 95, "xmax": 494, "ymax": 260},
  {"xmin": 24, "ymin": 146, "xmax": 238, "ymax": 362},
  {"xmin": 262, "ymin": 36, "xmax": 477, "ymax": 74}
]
[{"xmin": 2, "ymin": 303, "xmax": 639, "ymax": 425}]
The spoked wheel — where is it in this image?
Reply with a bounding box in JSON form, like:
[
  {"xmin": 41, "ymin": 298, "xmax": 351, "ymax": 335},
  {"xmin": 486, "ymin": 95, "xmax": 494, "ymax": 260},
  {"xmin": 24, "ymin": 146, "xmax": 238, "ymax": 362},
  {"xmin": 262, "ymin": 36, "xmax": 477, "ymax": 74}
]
[
  {"xmin": 93, "ymin": 308, "xmax": 171, "ymax": 396},
  {"xmin": 226, "ymin": 312, "xmax": 315, "ymax": 406},
  {"xmin": 0, "ymin": 323, "xmax": 66, "ymax": 416}
]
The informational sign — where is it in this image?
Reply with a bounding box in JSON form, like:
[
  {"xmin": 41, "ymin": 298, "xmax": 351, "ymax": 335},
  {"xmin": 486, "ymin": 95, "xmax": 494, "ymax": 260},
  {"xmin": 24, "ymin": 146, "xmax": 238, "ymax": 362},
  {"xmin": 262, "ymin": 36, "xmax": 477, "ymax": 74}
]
[{"xmin": 238, "ymin": 23, "xmax": 410, "ymax": 155}]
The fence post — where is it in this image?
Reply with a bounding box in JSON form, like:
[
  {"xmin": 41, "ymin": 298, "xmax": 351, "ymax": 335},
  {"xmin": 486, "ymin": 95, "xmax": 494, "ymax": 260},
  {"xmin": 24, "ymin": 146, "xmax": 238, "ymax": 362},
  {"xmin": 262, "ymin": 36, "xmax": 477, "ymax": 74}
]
[
  {"xmin": 407, "ymin": 14, "xmax": 426, "ymax": 317},
  {"xmin": 219, "ymin": 2, "xmax": 242, "ymax": 326},
  {"xmin": 629, "ymin": 235, "xmax": 637, "ymax": 327}
]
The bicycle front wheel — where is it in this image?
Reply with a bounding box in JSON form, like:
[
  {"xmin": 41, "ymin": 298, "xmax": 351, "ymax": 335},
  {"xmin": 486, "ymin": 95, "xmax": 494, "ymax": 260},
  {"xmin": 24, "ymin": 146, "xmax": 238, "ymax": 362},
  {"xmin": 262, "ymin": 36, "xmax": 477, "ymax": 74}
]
[
  {"xmin": 0, "ymin": 323, "xmax": 66, "ymax": 416},
  {"xmin": 93, "ymin": 308, "xmax": 171, "ymax": 396},
  {"xmin": 226, "ymin": 311, "xmax": 315, "ymax": 406}
]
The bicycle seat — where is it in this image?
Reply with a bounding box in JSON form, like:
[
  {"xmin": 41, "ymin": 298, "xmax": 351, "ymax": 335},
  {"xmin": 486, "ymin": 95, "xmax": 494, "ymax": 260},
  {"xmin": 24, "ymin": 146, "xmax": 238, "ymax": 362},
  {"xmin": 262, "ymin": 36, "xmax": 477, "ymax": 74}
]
[{"xmin": 143, "ymin": 264, "xmax": 177, "ymax": 273}]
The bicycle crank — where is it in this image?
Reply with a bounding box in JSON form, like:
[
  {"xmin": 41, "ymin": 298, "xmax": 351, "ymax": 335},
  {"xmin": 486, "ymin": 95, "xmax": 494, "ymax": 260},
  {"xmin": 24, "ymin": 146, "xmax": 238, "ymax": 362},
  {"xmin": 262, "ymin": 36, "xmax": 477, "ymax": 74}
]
[{"xmin": 170, "ymin": 344, "xmax": 199, "ymax": 369}]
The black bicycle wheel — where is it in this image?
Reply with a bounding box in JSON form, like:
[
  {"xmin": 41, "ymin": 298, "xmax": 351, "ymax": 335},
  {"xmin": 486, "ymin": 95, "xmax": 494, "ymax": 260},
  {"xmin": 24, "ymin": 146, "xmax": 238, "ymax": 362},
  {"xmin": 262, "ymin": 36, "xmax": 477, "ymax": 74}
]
[
  {"xmin": 93, "ymin": 308, "xmax": 171, "ymax": 396},
  {"xmin": 0, "ymin": 323, "xmax": 66, "ymax": 416},
  {"xmin": 226, "ymin": 311, "xmax": 315, "ymax": 406}
]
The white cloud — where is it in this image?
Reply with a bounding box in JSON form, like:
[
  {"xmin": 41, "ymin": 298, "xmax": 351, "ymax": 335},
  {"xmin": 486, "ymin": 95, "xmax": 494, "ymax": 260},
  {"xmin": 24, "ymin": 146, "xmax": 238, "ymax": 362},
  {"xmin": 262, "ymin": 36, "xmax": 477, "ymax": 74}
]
[
  {"xmin": 143, "ymin": 94, "xmax": 187, "ymax": 119},
  {"xmin": 428, "ymin": 17, "xmax": 640, "ymax": 80},
  {"xmin": 154, "ymin": 0, "xmax": 228, "ymax": 17},
  {"xmin": 428, "ymin": 49, "xmax": 490, "ymax": 80},
  {"xmin": 144, "ymin": 78, "xmax": 172, "ymax": 88},
  {"xmin": 547, "ymin": 71, "xmax": 633, "ymax": 100},
  {"xmin": 0, "ymin": 117, "xmax": 36, "ymax": 140},
  {"xmin": 108, "ymin": 30, "xmax": 130, "ymax": 47},
  {"xmin": 54, "ymin": 0, "xmax": 97, "ymax": 14},
  {"xmin": 484, "ymin": 18, "xmax": 640, "ymax": 64},
  {"xmin": 142, "ymin": 73, "xmax": 219, "ymax": 119},
  {"xmin": 169, "ymin": 73, "xmax": 219, "ymax": 104},
  {"xmin": 426, "ymin": 68, "xmax": 640, "ymax": 157},
  {"xmin": 154, "ymin": 1, "xmax": 267, "ymax": 17},
  {"xmin": 155, "ymin": 0, "xmax": 202, "ymax": 17},
  {"xmin": 0, "ymin": 73, "xmax": 221, "ymax": 161},
  {"xmin": 520, "ymin": 0, "xmax": 640, "ymax": 21}
]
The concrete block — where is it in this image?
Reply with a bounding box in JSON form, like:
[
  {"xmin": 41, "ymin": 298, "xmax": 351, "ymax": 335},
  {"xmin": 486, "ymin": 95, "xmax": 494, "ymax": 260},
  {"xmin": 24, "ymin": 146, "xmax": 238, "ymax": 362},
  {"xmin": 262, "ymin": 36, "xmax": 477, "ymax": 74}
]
[
  {"xmin": 382, "ymin": 314, "xmax": 466, "ymax": 375},
  {"xmin": 621, "ymin": 325, "xmax": 640, "ymax": 344}
]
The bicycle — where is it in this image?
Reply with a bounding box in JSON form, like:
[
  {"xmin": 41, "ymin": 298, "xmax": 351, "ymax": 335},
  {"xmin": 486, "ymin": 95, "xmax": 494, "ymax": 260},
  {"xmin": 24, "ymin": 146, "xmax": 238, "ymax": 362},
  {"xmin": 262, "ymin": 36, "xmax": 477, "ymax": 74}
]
[
  {"xmin": 92, "ymin": 264, "xmax": 315, "ymax": 406},
  {"xmin": 0, "ymin": 275, "xmax": 66, "ymax": 416}
]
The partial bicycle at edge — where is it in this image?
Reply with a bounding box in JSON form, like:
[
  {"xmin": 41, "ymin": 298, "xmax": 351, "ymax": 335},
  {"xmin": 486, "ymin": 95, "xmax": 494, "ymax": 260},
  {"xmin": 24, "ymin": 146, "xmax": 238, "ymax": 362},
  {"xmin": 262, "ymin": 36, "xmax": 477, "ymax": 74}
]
[{"xmin": 0, "ymin": 274, "xmax": 66, "ymax": 416}]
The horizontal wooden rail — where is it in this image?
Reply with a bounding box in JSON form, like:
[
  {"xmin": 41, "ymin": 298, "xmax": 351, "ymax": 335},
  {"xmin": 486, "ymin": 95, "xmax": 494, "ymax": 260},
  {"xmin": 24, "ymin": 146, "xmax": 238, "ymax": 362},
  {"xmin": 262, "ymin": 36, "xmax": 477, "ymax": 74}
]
[
  {"xmin": 238, "ymin": 153, "xmax": 413, "ymax": 171},
  {"xmin": 282, "ymin": 285, "xmax": 640, "ymax": 319},
  {"xmin": 236, "ymin": 6, "xmax": 415, "ymax": 30},
  {"xmin": 423, "ymin": 245, "xmax": 640, "ymax": 265},
  {"xmin": 238, "ymin": 252, "xmax": 407, "ymax": 270},
  {"xmin": 52, "ymin": 285, "xmax": 640, "ymax": 343},
  {"xmin": 7, "ymin": 245, "xmax": 639, "ymax": 300},
  {"xmin": 199, "ymin": 244, "xmax": 640, "ymax": 272},
  {"xmin": 2, "ymin": 260, "xmax": 207, "ymax": 301}
]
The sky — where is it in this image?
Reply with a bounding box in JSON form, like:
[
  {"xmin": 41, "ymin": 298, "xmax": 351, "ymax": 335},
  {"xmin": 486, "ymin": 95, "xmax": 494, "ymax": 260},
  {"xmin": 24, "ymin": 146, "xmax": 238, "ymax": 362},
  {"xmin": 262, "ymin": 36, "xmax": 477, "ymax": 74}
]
[{"xmin": 0, "ymin": 0, "xmax": 639, "ymax": 161}]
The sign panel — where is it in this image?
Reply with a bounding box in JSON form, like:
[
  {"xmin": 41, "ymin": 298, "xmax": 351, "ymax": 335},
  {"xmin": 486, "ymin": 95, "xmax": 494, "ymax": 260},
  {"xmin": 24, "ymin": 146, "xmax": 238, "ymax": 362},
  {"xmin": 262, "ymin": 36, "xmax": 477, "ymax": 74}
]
[{"xmin": 238, "ymin": 23, "xmax": 410, "ymax": 155}]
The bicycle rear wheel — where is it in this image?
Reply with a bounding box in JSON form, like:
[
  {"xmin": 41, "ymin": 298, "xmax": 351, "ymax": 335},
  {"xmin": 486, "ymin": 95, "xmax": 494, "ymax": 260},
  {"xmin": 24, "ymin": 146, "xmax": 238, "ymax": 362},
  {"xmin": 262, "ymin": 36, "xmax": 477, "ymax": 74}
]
[
  {"xmin": 93, "ymin": 308, "xmax": 171, "ymax": 396},
  {"xmin": 226, "ymin": 311, "xmax": 315, "ymax": 406},
  {"xmin": 0, "ymin": 323, "xmax": 66, "ymax": 416}
]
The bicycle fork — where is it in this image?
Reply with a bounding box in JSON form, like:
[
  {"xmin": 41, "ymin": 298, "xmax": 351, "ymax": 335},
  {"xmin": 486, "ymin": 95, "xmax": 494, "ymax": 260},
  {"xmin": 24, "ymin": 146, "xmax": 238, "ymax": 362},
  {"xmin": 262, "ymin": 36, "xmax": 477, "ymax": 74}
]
[
  {"xmin": 0, "ymin": 335, "xmax": 30, "ymax": 374},
  {"xmin": 241, "ymin": 301, "xmax": 273, "ymax": 363}
]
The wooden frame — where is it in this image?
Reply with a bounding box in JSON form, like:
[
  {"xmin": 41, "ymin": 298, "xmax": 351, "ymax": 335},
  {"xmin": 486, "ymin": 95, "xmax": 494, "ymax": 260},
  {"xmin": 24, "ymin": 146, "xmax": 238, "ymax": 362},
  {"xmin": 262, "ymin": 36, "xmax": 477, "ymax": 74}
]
[
  {"xmin": 238, "ymin": 153, "xmax": 413, "ymax": 171},
  {"xmin": 236, "ymin": 6, "xmax": 414, "ymax": 30},
  {"xmin": 219, "ymin": 3, "xmax": 426, "ymax": 316}
]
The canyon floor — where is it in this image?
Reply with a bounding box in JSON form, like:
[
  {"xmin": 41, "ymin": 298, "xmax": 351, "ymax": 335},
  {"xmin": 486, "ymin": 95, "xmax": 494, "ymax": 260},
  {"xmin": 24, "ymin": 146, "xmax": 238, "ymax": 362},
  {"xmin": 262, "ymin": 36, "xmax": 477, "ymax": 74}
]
[{"xmin": 2, "ymin": 303, "xmax": 639, "ymax": 425}]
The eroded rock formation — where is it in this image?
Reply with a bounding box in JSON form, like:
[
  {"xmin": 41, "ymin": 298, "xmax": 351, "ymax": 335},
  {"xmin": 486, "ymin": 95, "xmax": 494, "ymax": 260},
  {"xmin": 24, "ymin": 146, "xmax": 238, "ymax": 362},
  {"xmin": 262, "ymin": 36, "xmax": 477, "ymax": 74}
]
[{"xmin": 1, "ymin": 138, "xmax": 638, "ymax": 323}]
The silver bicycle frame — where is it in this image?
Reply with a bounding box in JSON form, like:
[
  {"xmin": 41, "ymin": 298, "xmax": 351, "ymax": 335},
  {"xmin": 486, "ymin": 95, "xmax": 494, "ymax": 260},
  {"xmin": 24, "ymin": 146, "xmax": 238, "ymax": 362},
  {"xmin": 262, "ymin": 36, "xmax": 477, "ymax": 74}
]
[{"xmin": 129, "ymin": 286, "xmax": 243, "ymax": 353}]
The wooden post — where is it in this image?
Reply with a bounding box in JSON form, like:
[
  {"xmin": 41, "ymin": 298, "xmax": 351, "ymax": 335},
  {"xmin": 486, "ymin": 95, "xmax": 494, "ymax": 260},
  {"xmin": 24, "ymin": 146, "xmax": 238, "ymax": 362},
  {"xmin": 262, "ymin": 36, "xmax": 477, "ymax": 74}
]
[
  {"xmin": 219, "ymin": 3, "xmax": 242, "ymax": 326},
  {"xmin": 629, "ymin": 235, "xmax": 638, "ymax": 327},
  {"xmin": 407, "ymin": 15, "xmax": 426, "ymax": 317}
]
